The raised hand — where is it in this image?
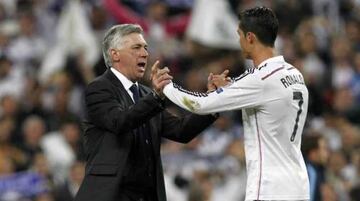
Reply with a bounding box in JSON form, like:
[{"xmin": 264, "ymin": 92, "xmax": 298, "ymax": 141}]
[
  {"xmin": 207, "ymin": 69, "xmax": 231, "ymax": 92},
  {"xmin": 150, "ymin": 60, "xmax": 173, "ymax": 97}
]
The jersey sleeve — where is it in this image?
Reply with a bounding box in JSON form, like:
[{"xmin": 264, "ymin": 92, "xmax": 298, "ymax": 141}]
[{"xmin": 163, "ymin": 70, "xmax": 264, "ymax": 114}]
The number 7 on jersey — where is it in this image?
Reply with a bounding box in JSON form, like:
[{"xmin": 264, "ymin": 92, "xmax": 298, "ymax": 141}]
[{"xmin": 291, "ymin": 91, "xmax": 303, "ymax": 142}]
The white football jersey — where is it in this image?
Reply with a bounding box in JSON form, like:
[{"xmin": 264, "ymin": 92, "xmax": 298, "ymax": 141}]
[{"xmin": 164, "ymin": 56, "xmax": 310, "ymax": 200}]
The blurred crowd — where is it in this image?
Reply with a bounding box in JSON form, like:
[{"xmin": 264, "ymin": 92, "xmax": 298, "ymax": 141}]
[{"xmin": 0, "ymin": 0, "xmax": 359, "ymax": 201}]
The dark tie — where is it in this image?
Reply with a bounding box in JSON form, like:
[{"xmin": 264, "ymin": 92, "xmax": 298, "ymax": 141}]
[
  {"xmin": 127, "ymin": 84, "xmax": 156, "ymax": 186},
  {"xmin": 129, "ymin": 84, "xmax": 140, "ymax": 103}
]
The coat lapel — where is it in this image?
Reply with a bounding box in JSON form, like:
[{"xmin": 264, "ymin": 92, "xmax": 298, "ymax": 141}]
[
  {"xmin": 104, "ymin": 69, "xmax": 160, "ymax": 155},
  {"xmin": 103, "ymin": 69, "xmax": 134, "ymax": 106}
]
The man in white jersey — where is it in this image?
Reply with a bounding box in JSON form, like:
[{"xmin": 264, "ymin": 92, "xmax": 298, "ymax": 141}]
[{"xmin": 157, "ymin": 6, "xmax": 310, "ymax": 201}]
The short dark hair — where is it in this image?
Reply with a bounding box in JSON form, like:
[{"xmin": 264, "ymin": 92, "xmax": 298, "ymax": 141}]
[{"xmin": 238, "ymin": 6, "xmax": 279, "ymax": 47}]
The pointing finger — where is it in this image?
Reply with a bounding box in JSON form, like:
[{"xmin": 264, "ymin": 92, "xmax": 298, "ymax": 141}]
[
  {"xmin": 151, "ymin": 60, "xmax": 160, "ymax": 78},
  {"xmin": 208, "ymin": 73, "xmax": 214, "ymax": 81},
  {"xmin": 221, "ymin": 69, "xmax": 230, "ymax": 77}
]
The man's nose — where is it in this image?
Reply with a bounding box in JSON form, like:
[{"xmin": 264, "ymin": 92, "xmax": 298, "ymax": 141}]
[{"xmin": 140, "ymin": 48, "xmax": 149, "ymax": 57}]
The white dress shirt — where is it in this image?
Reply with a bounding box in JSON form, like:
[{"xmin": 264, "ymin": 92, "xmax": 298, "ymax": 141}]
[{"xmin": 110, "ymin": 67, "xmax": 138, "ymax": 103}]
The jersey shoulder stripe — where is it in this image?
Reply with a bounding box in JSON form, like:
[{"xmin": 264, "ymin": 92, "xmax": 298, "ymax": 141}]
[
  {"xmin": 287, "ymin": 67, "xmax": 296, "ymax": 71},
  {"xmin": 172, "ymin": 83, "xmax": 208, "ymax": 97},
  {"xmin": 234, "ymin": 68, "xmax": 256, "ymax": 81},
  {"xmin": 261, "ymin": 66, "xmax": 285, "ymax": 80}
]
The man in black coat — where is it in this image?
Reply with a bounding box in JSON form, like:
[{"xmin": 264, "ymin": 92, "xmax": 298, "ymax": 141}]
[{"xmin": 74, "ymin": 24, "xmax": 218, "ymax": 201}]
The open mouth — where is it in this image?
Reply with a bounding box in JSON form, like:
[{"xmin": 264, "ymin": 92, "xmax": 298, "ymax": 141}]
[
  {"xmin": 137, "ymin": 62, "xmax": 146, "ymax": 67},
  {"xmin": 137, "ymin": 62, "xmax": 146, "ymax": 72}
]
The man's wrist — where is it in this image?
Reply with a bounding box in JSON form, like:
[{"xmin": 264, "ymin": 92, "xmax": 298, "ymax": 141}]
[{"xmin": 152, "ymin": 90, "xmax": 166, "ymax": 101}]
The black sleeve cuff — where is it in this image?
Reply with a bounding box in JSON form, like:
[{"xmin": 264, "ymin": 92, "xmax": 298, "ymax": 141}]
[{"xmin": 151, "ymin": 90, "xmax": 166, "ymax": 108}]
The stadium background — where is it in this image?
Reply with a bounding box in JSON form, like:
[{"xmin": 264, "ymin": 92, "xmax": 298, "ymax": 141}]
[{"xmin": 0, "ymin": 0, "xmax": 359, "ymax": 200}]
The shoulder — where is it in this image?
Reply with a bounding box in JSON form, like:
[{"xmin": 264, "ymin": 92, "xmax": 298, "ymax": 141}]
[
  {"xmin": 255, "ymin": 60, "xmax": 302, "ymax": 81},
  {"xmin": 228, "ymin": 68, "xmax": 265, "ymax": 91},
  {"xmin": 284, "ymin": 63, "xmax": 303, "ymax": 76},
  {"xmin": 86, "ymin": 74, "xmax": 113, "ymax": 93},
  {"xmin": 232, "ymin": 67, "xmax": 266, "ymax": 86},
  {"xmin": 233, "ymin": 68, "xmax": 258, "ymax": 82}
]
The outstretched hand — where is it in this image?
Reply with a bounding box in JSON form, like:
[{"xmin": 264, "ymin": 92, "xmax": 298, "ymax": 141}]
[
  {"xmin": 150, "ymin": 60, "xmax": 173, "ymax": 98},
  {"xmin": 207, "ymin": 69, "xmax": 231, "ymax": 92}
]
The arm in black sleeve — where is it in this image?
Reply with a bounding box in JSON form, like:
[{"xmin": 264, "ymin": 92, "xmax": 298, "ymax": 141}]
[
  {"xmin": 160, "ymin": 110, "xmax": 218, "ymax": 143},
  {"xmin": 85, "ymin": 80, "xmax": 165, "ymax": 134}
]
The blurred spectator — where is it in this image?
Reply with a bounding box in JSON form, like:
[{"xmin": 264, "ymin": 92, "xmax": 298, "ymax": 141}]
[
  {"xmin": 104, "ymin": 0, "xmax": 190, "ymax": 38},
  {"xmin": 312, "ymin": 0, "xmax": 341, "ymax": 33},
  {"xmin": 211, "ymin": 138, "xmax": 246, "ymax": 201},
  {"xmin": 17, "ymin": 76, "xmax": 55, "ymax": 132},
  {"xmin": 42, "ymin": 72, "xmax": 81, "ymax": 131},
  {"xmin": 39, "ymin": 0, "xmax": 98, "ymax": 85},
  {"xmin": 308, "ymin": 112, "xmax": 343, "ymax": 153},
  {"xmin": 196, "ymin": 112, "xmax": 242, "ymax": 157},
  {"xmin": 0, "ymin": 31, "xmax": 10, "ymax": 56},
  {"xmin": 186, "ymin": 0, "xmax": 240, "ymax": 50},
  {"xmin": 0, "ymin": 94, "xmax": 24, "ymax": 143},
  {"xmin": 344, "ymin": 19, "xmax": 360, "ymax": 51},
  {"xmin": 338, "ymin": 121, "xmax": 360, "ymax": 158},
  {"xmin": 326, "ymin": 150, "xmax": 351, "ymax": 201},
  {"xmin": 332, "ymin": 87, "xmax": 355, "ymax": 116},
  {"xmin": 274, "ymin": 0, "xmax": 312, "ymax": 34},
  {"xmin": 54, "ymin": 161, "xmax": 85, "ymax": 201},
  {"xmin": 350, "ymin": 51, "xmax": 360, "ymax": 105},
  {"xmin": 295, "ymin": 21, "xmax": 326, "ymax": 88},
  {"xmin": 321, "ymin": 183, "xmax": 338, "ymax": 201},
  {"xmin": 17, "ymin": 115, "xmax": 46, "ymax": 169},
  {"xmin": 41, "ymin": 119, "xmax": 83, "ymax": 185},
  {"xmin": 7, "ymin": 11, "xmax": 46, "ymax": 73},
  {"xmin": 302, "ymin": 134, "xmax": 329, "ymax": 201},
  {"xmin": 0, "ymin": 151, "xmax": 15, "ymax": 176},
  {"xmin": 0, "ymin": 154, "xmax": 49, "ymax": 201},
  {"xmin": 330, "ymin": 37, "xmax": 354, "ymax": 89},
  {"xmin": 0, "ymin": 55, "xmax": 25, "ymax": 100},
  {"xmin": 0, "ymin": 116, "xmax": 26, "ymax": 171},
  {"xmin": 188, "ymin": 164, "xmax": 213, "ymax": 201},
  {"xmin": 30, "ymin": 152, "xmax": 55, "ymax": 191},
  {"xmin": 0, "ymin": 95, "xmax": 19, "ymax": 119},
  {"xmin": 31, "ymin": 0, "xmax": 59, "ymax": 46}
]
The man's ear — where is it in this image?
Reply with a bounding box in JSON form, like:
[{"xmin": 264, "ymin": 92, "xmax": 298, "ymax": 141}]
[
  {"xmin": 110, "ymin": 49, "xmax": 120, "ymax": 62},
  {"xmin": 246, "ymin": 32, "xmax": 256, "ymax": 44}
]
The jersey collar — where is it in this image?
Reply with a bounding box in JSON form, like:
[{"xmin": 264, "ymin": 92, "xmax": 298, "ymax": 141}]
[{"xmin": 257, "ymin": 55, "xmax": 285, "ymax": 69}]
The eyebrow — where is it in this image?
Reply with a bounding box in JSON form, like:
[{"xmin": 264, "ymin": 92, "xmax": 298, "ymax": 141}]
[{"xmin": 132, "ymin": 43, "xmax": 148, "ymax": 48}]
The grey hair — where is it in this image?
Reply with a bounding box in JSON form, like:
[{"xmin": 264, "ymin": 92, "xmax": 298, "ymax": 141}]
[{"xmin": 102, "ymin": 24, "xmax": 144, "ymax": 68}]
